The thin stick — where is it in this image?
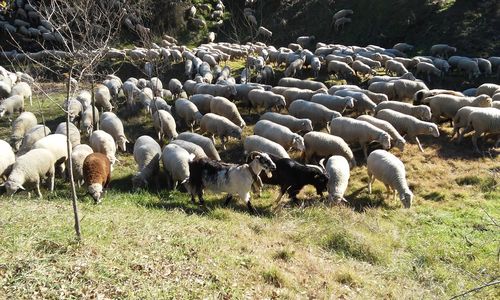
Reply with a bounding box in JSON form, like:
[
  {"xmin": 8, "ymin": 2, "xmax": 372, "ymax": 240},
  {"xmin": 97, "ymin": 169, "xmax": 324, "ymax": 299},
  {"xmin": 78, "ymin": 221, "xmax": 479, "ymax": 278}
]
[{"xmin": 449, "ymin": 280, "xmax": 500, "ymax": 300}]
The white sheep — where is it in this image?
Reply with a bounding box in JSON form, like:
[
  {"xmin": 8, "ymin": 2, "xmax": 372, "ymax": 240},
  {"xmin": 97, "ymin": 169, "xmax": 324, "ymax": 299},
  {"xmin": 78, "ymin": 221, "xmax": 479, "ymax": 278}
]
[
  {"xmin": 368, "ymin": 81, "xmax": 396, "ymax": 100},
  {"xmin": 210, "ymin": 96, "xmax": 246, "ymax": 128},
  {"xmin": 2, "ymin": 148, "xmax": 55, "ymax": 198},
  {"xmin": 333, "ymin": 90, "xmax": 377, "ymax": 114},
  {"xmin": 10, "ymin": 111, "xmax": 37, "ymax": 151},
  {"xmin": 10, "ymin": 81, "xmax": 32, "ymax": 106},
  {"xmin": 162, "ymin": 143, "xmax": 194, "ymax": 190},
  {"xmin": 352, "ymin": 60, "xmax": 375, "ymax": 77},
  {"xmin": 71, "ymin": 144, "xmax": 94, "ymax": 187},
  {"xmin": 367, "ymin": 149, "xmax": 412, "ymax": 208},
  {"xmin": 357, "ymin": 115, "xmax": 406, "ymax": 151},
  {"xmin": 0, "ymin": 139, "xmax": 15, "ymax": 181},
  {"xmin": 329, "ymin": 117, "xmax": 391, "ymax": 160},
  {"xmin": 177, "ymin": 132, "xmax": 221, "ymax": 161},
  {"xmin": 310, "ymin": 94, "xmax": 354, "ymax": 113},
  {"xmin": 89, "ymin": 130, "xmax": 117, "ymax": 167},
  {"xmin": 334, "ymin": 17, "xmax": 351, "ymax": 32},
  {"xmin": 257, "ymin": 26, "xmax": 272, "ymax": 39},
  {"xmin": 248, "ymin": 89, "xmax": 286, "ymax": 113},
  {"xmin": 200, "ymin": 113, "xmax": 242, "ymax": 150},
  {"xmin": 260, "ymin": 112, "xmax": 313, "ymax": 133},
  {"xmin": 0, "ymin": 95, "xmax": 24, "ymax": 120},
  {"xmin": 65, "ymin": 98, "xmax": 83, "ymax": 124},
  {"xmin": 254, "ymin": 120, "xmax": 305, "ymax": 151},
  {"xmin": 461, "ymin": 108, "xmax": 500, "ymax": 152},
  {"xmin": 415, "ymin": 62, "xmax": 442, "ymax": 82},
  {"xmin": 385, "ymin": 60, "xmax": 409, "ymax": 76},
  {"xmin": 94, "ymin": 84, "xmax": 113, "ymax": 112},
  {"xmin": 392, "ymin": 79, "xmax": 428, "ymax": 101},
  {"xmin": 376, "ymin": 109, "xmax": 440, "ymax": 152},
  {"xmin": 327, "ymin": 60, "xmax": 355, "ymax": 79},
  {"xmin": 430, "ymin": 44, "xmax": 456, "ymax": 58},
  {"xmin": 427, "ymin": 94, "xmax": 492, "ymax": 123},
  {"xmin": 189, "ymin": 94, "xmax": 213, "ymax": 114},
  {"xmin": 284, "ymin": 58, "xmax": 305, "ymax": 78},
  {"xmin": 475, "ymin": 58, "xmax": 492, "ymax": 76},
  {"xmin": 80, "ymin": 106, "xmax": 100, "ymax": 136},
  {"xmin": 122, "ymin": 80, "xmax": 141, "ymax": 107},
  {"xmin": 311, "ymin": 56, "xmax": 322, "ymax": 78},
  {"xmin": 375, "ymin": 101, "xmax": 431, "ymax": 121},
  {"xmin": 132, "ymin": 135, "xmax": 161, "ymax": 189},
  {"xmin": 452, "ymin": 106, "xmax": 492, "ymax": 141},
  {"xmin": 171, "ymin": 139, "xmax": 208, "ymax": 159},
  {"xmin": 321, "ymin": 155, "xmax": 350, "ymax": 203},
  {"xmin": 355, "ymin": 56, "xmax": 382, "ymax": 69},
  {"xmin": 303, "ymin": 131, "xmax": 355, "ymax": 167},
  {"xmin": 393, "ymin": 43, "xmax": 414, "ymax": 53},
  {"xmin": 168, "ymin": 78, "xmax": 184, "ymax": 98},
  {"xmin": 289, "ymin": 100, "xmax": 341, "ymax": 130},
  {"xmin": 100, "ymin": 112, "xmax": 128, "ymax": 152},
  {"xmin": 152, "ymin": 110, "xmax": 178, "ymax": 142},
  {"xmin": 76, "ymin": 90, "xmax": 92, "ymax": 110},
  {"xmin": 457, "ymin": 59, "xmax": 481, "ymax": 79},
  {"xmin": 55, "ymin": 122, "xmax": 81, "ymax": 148},
  {"xmin": 243, "ymin": 135, "xmax": 290, "ymax": 159},
  {"xmin": 476, "ymin": 83, "xmax": 500, "ymax": 97},
  {"xmin": 17, "ymin": 125, "xmax": 51, "ymax": 155},
  {"xmin": 174, "ymin": 98, "xmax": 203, "ymax": 131}
]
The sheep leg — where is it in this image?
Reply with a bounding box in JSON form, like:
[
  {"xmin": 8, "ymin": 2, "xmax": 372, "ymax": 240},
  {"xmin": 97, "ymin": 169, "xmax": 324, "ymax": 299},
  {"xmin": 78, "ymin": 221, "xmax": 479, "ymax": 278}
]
[
  {"xmin": 29, "ymin": 95, "xmax": 32, "ymax": 106},
  {"xmin": 362, "ymin": 144, "xmax": 369, "ymax": 161},
  {"xmin": 472, "ymin": 132, "xmax": 481, "ymax": 153},
  {"xmin": 49, "ymin": 169, "xmax": 55, "ymax": 192},
  {"xmin": 210, "ymin": 134, "xmax": 216, "ymax": 146},
  {"xmin": 384, "ymin": 184, "xmax": 392, "ymax": 199},
  {"xmin": 414, "ymin": 137, "xmax": 424, "ymax": 152},
  {"xmin": 35, "ymin": 181, "xmax": 42, "ymax": 199},
  {"xmin": 368, "ymin": 173, "xmax": 375, "ymax": 194},
  {"xmin": 221, "ymin": 136, "xmax": 227, "ymax": 150}
]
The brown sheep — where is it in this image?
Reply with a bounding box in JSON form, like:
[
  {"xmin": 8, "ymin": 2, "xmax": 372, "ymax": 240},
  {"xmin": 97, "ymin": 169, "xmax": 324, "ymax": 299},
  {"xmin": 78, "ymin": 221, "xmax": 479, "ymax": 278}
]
[{"xmin": 83, "ymin": 152, "xmax": 111, "ymax": 203}]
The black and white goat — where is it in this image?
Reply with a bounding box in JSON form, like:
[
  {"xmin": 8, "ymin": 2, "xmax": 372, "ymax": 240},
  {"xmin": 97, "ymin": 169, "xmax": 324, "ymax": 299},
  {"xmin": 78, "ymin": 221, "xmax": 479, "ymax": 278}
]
[
  {"xmin": 187, "ymin": 151, "xmax": 276, "ymax": 212},
  {"xmin": 253, "ymin": 155, "xmax": 328, "ymax": 203}
]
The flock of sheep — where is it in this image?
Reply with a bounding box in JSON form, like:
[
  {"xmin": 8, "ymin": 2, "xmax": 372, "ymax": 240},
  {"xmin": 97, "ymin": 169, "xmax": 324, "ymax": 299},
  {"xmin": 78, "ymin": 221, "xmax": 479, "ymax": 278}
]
[{"xmin": 0, "ymin": 32, "xmax": 499, "ymax": 211}]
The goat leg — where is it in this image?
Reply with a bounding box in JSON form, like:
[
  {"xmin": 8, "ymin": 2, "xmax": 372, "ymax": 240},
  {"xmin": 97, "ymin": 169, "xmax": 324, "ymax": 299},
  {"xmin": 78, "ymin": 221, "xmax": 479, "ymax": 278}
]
[
  {"xmin": 247, "ymin": 201, "xmax": 257, "ymax": 214},
  {"xmin": 223, "ymin": 194, "xmax": 233, "ymax": 206}
]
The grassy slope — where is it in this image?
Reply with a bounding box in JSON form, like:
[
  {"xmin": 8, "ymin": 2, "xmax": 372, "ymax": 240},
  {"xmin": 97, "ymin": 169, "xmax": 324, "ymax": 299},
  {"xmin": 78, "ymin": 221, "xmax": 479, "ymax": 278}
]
[{"xmin": 0, "ymin": 79, "xmax": 498, "ymax": 299}]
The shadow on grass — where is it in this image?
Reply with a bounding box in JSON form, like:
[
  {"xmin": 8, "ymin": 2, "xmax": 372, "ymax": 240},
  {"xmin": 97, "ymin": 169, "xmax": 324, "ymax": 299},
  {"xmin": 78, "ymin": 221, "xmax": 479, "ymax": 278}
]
[{"xmin": 345, "ymin": 187, "xmax": 389, "ymax": 212}]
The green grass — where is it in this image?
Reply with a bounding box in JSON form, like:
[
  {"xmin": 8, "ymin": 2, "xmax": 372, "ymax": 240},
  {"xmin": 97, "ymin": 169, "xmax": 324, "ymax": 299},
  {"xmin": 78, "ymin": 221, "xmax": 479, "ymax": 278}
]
[{"xmin": 0, "ymin": 83, "xmax": 499, "ymax": 299}]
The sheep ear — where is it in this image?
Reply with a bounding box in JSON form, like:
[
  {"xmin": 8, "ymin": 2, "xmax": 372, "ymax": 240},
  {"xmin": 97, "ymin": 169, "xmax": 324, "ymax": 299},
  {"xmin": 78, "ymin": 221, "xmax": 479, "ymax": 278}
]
[{"xmin": 18, "ymin": 184, "xmax": 26, "ymax": 190}]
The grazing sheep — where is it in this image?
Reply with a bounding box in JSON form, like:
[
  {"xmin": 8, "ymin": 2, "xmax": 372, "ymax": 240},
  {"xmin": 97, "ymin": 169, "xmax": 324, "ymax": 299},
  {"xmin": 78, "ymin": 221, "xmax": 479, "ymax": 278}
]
[
  {"xmin": 196, "ymin": 83, "xmax": 237, "ymax": 99},
  {"xmin": 33, "ymin": 133, "xmax": 70, "ymax": 177},
  {"xmin": 17, "ymin": 125, "xmax": 51, "ymax": 155},
  {"xmin": 367, "ymin": 150, "xmax": 412, "ymax": 208},
  {"xmin": 452, "ymin": 106, "xmax": 493, "ymax": 141},
  {"xmin": 333, "ymin": 9, "xmax": 354, "ymax": 20},
  {"xmin": 100, "ymin": 112, "xmax": 128, "ymax": 152},
  {"xmin": 168, "ymin": 78, "xmax": 184, "ymax": 98},
  {"xmin": 457, "ymin": 59, "xmax": 481, "ymax": 79},
  {"xmin": 10, "ymin": 81, "xmax": 32, "ymax": 106},
  {"xmin": 311, "ymin": 94, "xmax": 354, "ymax": 113},
  {"xmin": 376, "ymin": 109, "xmax": 440, "ymax": 152},
  {"xmin": 303, "ymin": 131, "xmax": 355, "ymax": 167},
  {"xmin": 256, "ymin": 66, "xmax": 275, "ymax": 84},
  {"xmin": 71, "ymin": 144, "xmax": 94, "ymax": 187},
  {"xmin": 0, "ymin": 139, "xmax": 15, "ymax": 181},
  {"xmin": 189, "ymin": 94, "xmax": 213, "ymax": 114},
  {"xmin": 334, "ymin": 17, "xmax": 351, "ymax": 32},
  {"xmin": 80, "ymin": 106, "xmax": 100, "ymax": 136},
  {"xmin": 257, "ymin": 26, "xmax": 272, "ymax": 39},
  {"xmin": 94, "ymin": 84, "xmax": 113, "ymax": 112},
  {"xmin": 355, "ymin": 56, "xmax": 382, "ymax": 69},
  {"xmin": 327, "ymin": 60, "xmax": 355, "ymax": 79},
  {"xmin": 2, "ymin": 148, "xmax": 55, "ymax": 198},
  {"xmin": 392, "ymin": 79, "xmax": 428, "ymax": 101},
  {"xmin": 200, "ymin": 113, "xmax": 242, "ymax": 150},
  {"xmin": 334, "ymin": 90, "xmax": 377, "ymax": 114},
  {"xmin": 322, "ymin": 155, "xmax": 350, "ymax": 203},
  {"xmin": 393, "ymin": 43, "xmax": 414, "ymax": 53},
  {"xmin": 83, "ymin": 153, "xmax": 111, "ymax": 203},
  {"xmin": 248, "ymin": 89, "xmax": 286, "ymax": 113},
  {"xmin": 385, "ymin": 60, "xmax": 409, "ymax": 76},
  {"xmin": 284, "ymin": 58, "xmax": 305, "ymax": 78},
  {"xmin": 415, "ymin": 62, "xmax": 442, "ymax": 82},
  {"xmin": 152, "ymin": 110, "xmax": 178, "ymax": 142},
  {"xmin": 171, "ymin": 139, "xmax": 208, "ymax": 159},
  {"xmin": 65, "ymin": 98, "xmax": 83, "ymax": 124},
  {"xmin": 10, "ymin": 111, "xmax": 37, "ymax": 151},
  {"xmin": 254, "ymin": 120, "xmax": 305, "ymax": 151},
  {"xmin": 89, "ymin": 130, "xmax": 117, "ymax": 167},
  {"xmin": 427, "ymin": 94, "xmax": 492, "ymax": 123},
  {"xmin": 357, "ymin": 115, "xmax": 406, "ymax": 151},
  {"xmin": 132, "ymin": 136, "xmax": 161, "ymax": 189},
  {"xmin": 260, "ymin": 112, "xmax": 313, "ymax": 133},
  {"xmin": 282, "ymin": 87, "xmax": 325, "ymax": 106},
  {"xmin": 329, "ymin": 117, "xmax": 391, "ymax": 160},
  {"xmin": 430, "ymin": 44, "xmax": 456, "ymax": 58},
  {"xmin": 476, "ymin": 83, "xmax": 500, "ymax": 97},
  {"xmin": 413, "ymin": 88, "xmax": 464, "ymax": 105},
  {"xmin": 55, "ymin": 122, "xmax": 81, "ymax": 147},
  {"xmin": 461, "ymin": 108, "xmax": 500, "ymax": 152},
  {"xmin": 358, "ymin": 90, "xmax": 389, "ymax": 104},
  {"xmin": 289, "ymin": 100, "xmax": 341, "ymax": 130},
  {"xmin": 311, "ymin": 56, "xmax": 322, "ymax": 78},
  {"xmin": 368, "ymin": 81, "xmax": 396, "ymax": 99},
  {"xmin": 174, "ymin": 98, "xmax": 203, "ymax": 131},
  {"xmin": 210, "ymin": 96, "xmax": 245, "ymax": 128},
  {"xmin": 278, "ymin": 77, "xmax": 326, "ymax": 91},
  {"xmin": 244, "ymin": 135, "xmax": 290, "ymax": 159},
  {"xmin": 187, "ymin": 152, "xmax": 276, "ymax": 213},
  {"xmin": 352, "ymin": 60, "xmax": 375, "ymax": 77},
  {"xmin": 162, "ymin": 143, "xmax": 195, "ymax": 190},
  {"xmin": 177, "ymin": 132, "xmax": 220, "ymax": 161},
  {"xmin": 122, "ymin": 80, "xmax": 141, "ymax": 107},
  {"xmin": 0, "ymin": 95, "xmax": 24, "ymax": 120},
  {"xmin": 150, "ymin": 97, "xmax": 172, "ymax": 114},
  {"xmin": 76, "ymin": 90, "xmax": 92, "ymax": 110},
  {"xmin": 476, "ymin": 58, "xmax": 492, "ymax": 76},
  {"xmin": 375, "ymin": 101, "xmax": 431, "ymax": 121}
]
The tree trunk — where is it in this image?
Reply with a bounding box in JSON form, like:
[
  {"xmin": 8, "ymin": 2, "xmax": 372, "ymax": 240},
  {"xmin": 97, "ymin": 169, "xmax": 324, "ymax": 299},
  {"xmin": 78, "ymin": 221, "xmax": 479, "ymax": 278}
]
[{"xmin": 66, "ymin": 68, "xmax": 81, "ymax": 240}]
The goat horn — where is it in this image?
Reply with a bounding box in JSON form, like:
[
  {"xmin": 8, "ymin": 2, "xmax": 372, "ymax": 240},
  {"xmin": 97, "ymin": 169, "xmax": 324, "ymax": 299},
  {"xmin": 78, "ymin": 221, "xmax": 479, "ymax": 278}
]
[{"xmin": 319, "ymin": 158, "xmax": 326, "ymax": 172}]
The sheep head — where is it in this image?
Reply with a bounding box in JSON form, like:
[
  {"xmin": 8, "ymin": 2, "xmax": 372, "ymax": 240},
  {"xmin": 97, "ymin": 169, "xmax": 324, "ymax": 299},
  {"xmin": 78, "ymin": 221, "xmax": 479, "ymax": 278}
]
[
  {"xmin": 400, "ymin": 191, "xmax": 413, "ymax": 208},
  {"xmin": 88, "ymin": 183, "xmax": 104, "ymax": 204},
  {"xmin": 2, "ymin": 180, "xmax": 25, "ymax": 196}
]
